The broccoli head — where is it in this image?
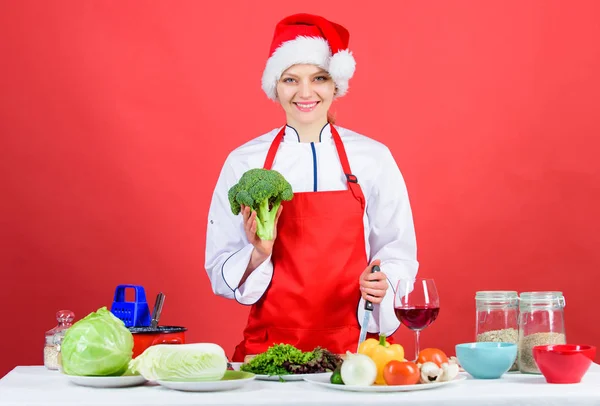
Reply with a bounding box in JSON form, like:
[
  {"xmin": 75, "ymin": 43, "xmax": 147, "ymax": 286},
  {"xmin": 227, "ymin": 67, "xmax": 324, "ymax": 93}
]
[{"xmin": 228, "ymin": 168, "xmax": 294, "ymax": 240}]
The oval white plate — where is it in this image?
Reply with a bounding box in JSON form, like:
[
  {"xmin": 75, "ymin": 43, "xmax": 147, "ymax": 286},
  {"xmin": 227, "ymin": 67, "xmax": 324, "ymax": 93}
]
[
  {"xmin": 256, "ymin": 372, "xmax": 332, "ymax": 382},
  {"xmin": 303, "ymin": 374, "xmax": 467, "ymax": 392},
  {"xmin": 156, "ymin": 371, "xmax": 256, "ymax": 392},
  {"xmin": 63, "ymin": 373, "xmax": 147, "ymax": 388},
  {"xmin": 229, "ymin": 362, "xmax": 332, "ymax": 382}
]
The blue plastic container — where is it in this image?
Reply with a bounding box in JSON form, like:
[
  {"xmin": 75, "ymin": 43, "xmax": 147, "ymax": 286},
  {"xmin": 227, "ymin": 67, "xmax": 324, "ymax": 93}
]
[{"xmin": 110, "ymin": 285, "xmax": 151, "ymax": 327}]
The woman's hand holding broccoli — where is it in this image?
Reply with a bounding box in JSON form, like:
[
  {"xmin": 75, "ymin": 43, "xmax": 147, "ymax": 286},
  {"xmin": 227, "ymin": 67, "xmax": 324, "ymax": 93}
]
[
  {"xmin": 228, "ymin": 168, "xmax": 293, "ymax": 281},
  {"xmin": 241, "ymin": 203, "xmax": 283, "ymax": 259}
]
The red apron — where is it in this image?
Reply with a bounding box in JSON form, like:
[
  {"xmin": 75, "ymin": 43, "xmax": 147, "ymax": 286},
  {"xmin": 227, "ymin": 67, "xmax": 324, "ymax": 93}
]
[{"xmin": 232, "ymin": 125, "xmax": 386, "ymax": 361}]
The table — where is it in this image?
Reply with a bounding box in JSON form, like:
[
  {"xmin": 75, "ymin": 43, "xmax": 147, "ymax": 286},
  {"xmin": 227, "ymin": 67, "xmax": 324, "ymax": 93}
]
[{"xmin": 1, "ymin": 364, "xmax": 599, "ymax": 406}]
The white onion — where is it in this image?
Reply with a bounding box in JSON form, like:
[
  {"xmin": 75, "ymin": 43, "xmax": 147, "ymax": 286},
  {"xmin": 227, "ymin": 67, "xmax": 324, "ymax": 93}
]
[{"xmin": 340, "ymin": 351, "xmax": 377, "ymax": 386}]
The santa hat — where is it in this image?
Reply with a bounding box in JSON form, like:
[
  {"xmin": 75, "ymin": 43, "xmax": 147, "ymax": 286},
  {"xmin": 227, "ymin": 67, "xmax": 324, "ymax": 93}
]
[{"xmin": 261, "ymin": 13, "xmax": 356, "ymax": 101}]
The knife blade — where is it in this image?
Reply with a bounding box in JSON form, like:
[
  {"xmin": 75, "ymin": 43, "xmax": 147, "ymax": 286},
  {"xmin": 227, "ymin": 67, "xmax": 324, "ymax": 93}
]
[{"xmin": 357, "ymin": 264, "xmax": 381, "ymax": 351}]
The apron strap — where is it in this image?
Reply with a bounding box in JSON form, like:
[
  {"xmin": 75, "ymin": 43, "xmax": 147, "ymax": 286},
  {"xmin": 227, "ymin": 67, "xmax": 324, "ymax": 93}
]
[
  {"xmin": 330, "ymin": 125, "xmax": 357, "ymax": 184},
  {"xmin": 263, "ymin": 124, "xmax": 365, "ymax": 208},
  {"xmin": 263, "ymin": 126, "xmax": 286, "ymax": 170},
  {"xmin": 330, "ymin": 126, "xmax": 365, "ymax": 209}
]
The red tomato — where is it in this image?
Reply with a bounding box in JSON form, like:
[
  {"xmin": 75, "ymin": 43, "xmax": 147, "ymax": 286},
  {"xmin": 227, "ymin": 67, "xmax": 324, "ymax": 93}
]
[
  {"xmin": 383, "ymin": 360, "xmax": 420, "ymax": 386},
  {"xmin": 417, "ymin": 348, "xmax": 449, "ymax": 367}
]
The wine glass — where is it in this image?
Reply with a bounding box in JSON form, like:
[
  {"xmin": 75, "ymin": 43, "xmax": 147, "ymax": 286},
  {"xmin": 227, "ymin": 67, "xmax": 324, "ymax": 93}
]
[{"xmin": 394, "ymin": 278, "xmax": 440, "ymax": 362}]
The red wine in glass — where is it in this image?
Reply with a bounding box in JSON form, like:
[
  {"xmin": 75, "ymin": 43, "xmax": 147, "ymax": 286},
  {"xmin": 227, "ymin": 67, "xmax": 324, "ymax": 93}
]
[
  {"xmin": 394, "ymin": 278, "xmax": 440, "ymax": 361},
  {"xmin": 395, "ymin": 306, "xmax": 440, "ymax": 330}
]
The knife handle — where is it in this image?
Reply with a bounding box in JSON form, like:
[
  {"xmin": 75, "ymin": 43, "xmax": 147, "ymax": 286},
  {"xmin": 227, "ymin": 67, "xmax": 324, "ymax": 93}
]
[{"xmin": 364, "ymin": 264, "xmax": 381, "ymax": 311}]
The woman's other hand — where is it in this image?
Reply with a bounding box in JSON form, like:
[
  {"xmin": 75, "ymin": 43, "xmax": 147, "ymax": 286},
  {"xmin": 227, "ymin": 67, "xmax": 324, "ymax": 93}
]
[{"xmin": 359, "ymin": 260, "xmax": 388, "ymax": 304}]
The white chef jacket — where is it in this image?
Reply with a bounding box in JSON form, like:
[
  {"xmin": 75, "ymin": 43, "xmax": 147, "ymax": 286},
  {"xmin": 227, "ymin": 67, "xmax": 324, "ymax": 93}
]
[{"xmin": 204, "ymin": 123, "xmax": 419, "ymax": 336}]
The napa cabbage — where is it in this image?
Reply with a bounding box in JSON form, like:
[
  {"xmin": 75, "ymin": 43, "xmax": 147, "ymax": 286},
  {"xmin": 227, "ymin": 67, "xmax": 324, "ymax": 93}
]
[{"xmin": 129, "ymin": 343, "xmax": 228, "ymax": 381}]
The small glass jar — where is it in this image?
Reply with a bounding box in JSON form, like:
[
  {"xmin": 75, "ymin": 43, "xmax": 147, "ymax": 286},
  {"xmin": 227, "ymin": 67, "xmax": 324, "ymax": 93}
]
[
  {"xmin": 475, "ymin": 291, "xmax": 519, "ymax": 371},
  {"xmin": 44, "ymin": 310, "xmax": 75, "ymax": 370},
  {"xmin": 518, "ymin": 292, "xmax": 566, "ymax": 374}
]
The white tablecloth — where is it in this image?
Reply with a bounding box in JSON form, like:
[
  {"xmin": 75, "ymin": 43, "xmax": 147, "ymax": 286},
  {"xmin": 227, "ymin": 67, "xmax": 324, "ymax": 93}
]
[{"xmin": 1, "ymin": 364, "xmax": 599, "ymax": 406}]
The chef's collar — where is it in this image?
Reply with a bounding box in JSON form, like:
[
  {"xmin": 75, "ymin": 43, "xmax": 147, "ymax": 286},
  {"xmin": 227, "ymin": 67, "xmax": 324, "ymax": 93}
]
[{"xmin": 283, "ymin": 123, "xmax": 332, "ymax": 143}]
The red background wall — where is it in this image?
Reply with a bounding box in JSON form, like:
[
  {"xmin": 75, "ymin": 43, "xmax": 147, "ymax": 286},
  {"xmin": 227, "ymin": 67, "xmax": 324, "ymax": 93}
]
[{"xmin": 1, "ymin": 1, "xmax": 599, "ymax": 378}]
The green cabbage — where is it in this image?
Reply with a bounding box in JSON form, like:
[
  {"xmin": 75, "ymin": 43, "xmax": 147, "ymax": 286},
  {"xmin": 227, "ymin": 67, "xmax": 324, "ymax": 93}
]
[
  {"xmin": 129, "ymin": 343, "xmax": 228, "ymax": 381},
  {"xmin": 60, "ymin": 307, "xmax": 133, "ymax": 376}
]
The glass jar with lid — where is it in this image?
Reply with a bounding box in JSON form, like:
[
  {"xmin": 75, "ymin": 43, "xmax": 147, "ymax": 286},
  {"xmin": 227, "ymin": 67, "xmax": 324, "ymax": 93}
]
[
  {"xmin": 518, "ymin": 291, "xmax": 566, "ymax": 374},
  {"xmin": 44, "ymin": 310, "xmax": 75, "ymax": 370},
  {"xmin": 475, "ymin": 291, "xmax": 519, "ymax": 371}
]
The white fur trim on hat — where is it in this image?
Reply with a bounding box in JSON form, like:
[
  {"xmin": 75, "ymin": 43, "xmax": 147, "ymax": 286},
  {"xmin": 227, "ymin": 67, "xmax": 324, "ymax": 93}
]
[
  {"xmin": 261, "ymin": 36, "xmax": 356, "ymax": 100},
  {"xmin": 329, "ymin": 49, "xmax": 356, "ymax": 83}
]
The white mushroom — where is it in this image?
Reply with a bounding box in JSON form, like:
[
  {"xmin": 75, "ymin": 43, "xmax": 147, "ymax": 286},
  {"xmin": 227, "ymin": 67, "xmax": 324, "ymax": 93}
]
[
  {"xmin": 419, "ymin": 361, "xmax": 443, "ymax": 384},
  {"xmin": 449, "ymin": 356, "xmax": 460, "ymax": 367},
  {"xmin": 448, "ymin": 356, "xmax": 464, "ymax": 372},
  {"xmin": 439, "ymin": 361, "xmax": 459, "ymax": 382}
]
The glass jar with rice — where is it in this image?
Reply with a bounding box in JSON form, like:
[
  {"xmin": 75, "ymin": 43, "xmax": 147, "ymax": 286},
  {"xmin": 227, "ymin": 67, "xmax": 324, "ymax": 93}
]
[
  {"xmin": 475, "ymin": 291, "xmax": 519, "ymax": 371},
  {"xmin": 44, "ymin": 310, "xmax": 75, "ymax": 370},
  {"xmin": 518, "ymin": 291, "xmax": 566, "ymax": 374}
]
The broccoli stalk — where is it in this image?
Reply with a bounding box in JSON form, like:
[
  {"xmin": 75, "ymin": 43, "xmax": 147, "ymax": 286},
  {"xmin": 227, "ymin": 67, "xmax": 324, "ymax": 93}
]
[
  {"xmin": 256, "ymin": 198, "xmax": 281, "ymax": 241},
  {"xmin": 228, "ymin": 168, "xmax": 293, "ymax": 241}
]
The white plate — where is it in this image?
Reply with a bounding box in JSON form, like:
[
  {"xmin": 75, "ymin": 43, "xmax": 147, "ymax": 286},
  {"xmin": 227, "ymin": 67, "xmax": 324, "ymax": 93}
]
[
  {"xmin": 256, "ymin": 372, "xmax": 332, "ymax": 381},
  {"xmin": 229, "ymin": 362, "xmax": 332, "ymax": 382},
  {"xmin": 63, "ymin": 373, "xmax": 147, "ymax": 388},
  {"xmin": 303, "ymin": 374, "xmax": 467, "ymax": 392},
  {"xmin": 156, "ymin": 371, "xmax": 256, "ymax": 392}
]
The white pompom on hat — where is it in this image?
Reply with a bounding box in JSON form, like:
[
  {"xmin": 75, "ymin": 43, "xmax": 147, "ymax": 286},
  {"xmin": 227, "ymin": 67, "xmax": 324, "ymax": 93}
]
[{"xmin": 261, "ymin": 13, "xmax": 356, "ymax": 101}]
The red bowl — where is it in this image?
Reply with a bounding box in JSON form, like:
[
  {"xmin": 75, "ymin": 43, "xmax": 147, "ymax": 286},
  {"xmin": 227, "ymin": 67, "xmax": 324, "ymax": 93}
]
[{"xmin": 533, "ymin": 344, "xmax": 596, "ymax": 384}]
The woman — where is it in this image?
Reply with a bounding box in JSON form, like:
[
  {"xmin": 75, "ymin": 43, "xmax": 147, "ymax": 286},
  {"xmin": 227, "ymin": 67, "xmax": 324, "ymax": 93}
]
[{"xmin": 205, "ymin": 13, "xmax": 419, "ymax": 362}]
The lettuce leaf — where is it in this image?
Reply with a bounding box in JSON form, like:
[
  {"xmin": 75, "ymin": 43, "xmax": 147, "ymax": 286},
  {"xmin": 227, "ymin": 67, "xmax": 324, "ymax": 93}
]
[{"xmin": 240, "ymin": 344, "xmax": 340, "ymax": 376}]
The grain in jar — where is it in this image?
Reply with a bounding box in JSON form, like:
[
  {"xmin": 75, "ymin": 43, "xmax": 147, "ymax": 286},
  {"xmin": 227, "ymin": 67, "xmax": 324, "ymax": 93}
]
[
  {"xmin": 475, "ymin": 291, "xmax": 519, "ymax": 371},
  {"xmin": 518, "ymin": 292, "xmax": 566, "ymax": 374},
  {"xmin": 44, "ymin": 310, "xmax": 75, "ymax": 370}
]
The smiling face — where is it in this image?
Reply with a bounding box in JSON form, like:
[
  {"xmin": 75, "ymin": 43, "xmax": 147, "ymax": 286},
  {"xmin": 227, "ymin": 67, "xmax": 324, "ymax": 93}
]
[{"xmin": 276, "ymin": 64, "xmax": 336, "ymax": 127}]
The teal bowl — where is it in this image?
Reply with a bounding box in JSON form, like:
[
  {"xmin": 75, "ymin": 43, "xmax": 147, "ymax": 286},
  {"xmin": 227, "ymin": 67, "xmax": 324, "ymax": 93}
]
[{"xmin": 456, "ymin": 342, "xmax": 517, "ymax": 379}]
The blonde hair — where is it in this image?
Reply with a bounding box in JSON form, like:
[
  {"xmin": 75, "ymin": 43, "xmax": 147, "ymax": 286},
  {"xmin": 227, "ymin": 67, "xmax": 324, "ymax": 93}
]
[{"xmin": 327, "ymin": 110, "xmax": 337, "ymax": 124}]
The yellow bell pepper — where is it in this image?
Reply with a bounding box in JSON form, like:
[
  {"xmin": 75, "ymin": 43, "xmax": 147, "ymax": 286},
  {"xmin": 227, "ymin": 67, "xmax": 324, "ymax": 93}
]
[{"xmin": 358, "ymin": 334, "xmax": 405, "ymax": 385}]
